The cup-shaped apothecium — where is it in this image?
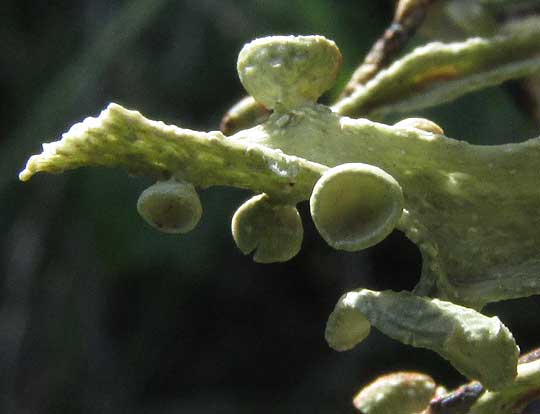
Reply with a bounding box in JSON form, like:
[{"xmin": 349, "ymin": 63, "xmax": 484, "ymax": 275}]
[
  {"xmin": 353, "ymin": 372, "xmax": 437, "ymax": 414},
  {"xmin": 310, "ymin": 163, "xmax": 403, "ymax": 252},
  {"xmin": 231, "ymin": 194, "xmax": 303, "ymax": 263},
  {"xmin": 137, "ymin": 179, "xmax": 202, "ymax": 234},
  {"xmin": 237, "ymin": 35, "xmax": 342, "ymax": 111}
]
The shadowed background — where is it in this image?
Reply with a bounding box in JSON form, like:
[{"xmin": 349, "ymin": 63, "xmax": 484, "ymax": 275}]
[{"xmin": 1, "ymin": 1, "xmax": 539, "ymax": 413}]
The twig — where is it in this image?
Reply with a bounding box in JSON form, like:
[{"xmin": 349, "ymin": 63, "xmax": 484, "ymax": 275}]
[{"xmin": 339, "ymin": 0, "xmax": 438, "ymax": 99}]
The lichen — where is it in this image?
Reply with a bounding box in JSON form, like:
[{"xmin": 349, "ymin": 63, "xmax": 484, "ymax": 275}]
[
  {"xmin": 310, "ymin": 163, "xmax": 403, "ymax": 252},
  {"xmin": 325, "ymin": 289, "xmax": 519, "ymax": 390},
  {"xmin": 18, "ymin": 32, "xmax": 540, "ymax": 393},
  {"xmin": 231, "ymin": 194, "xmax": 303, "ymax": 263},
  {"xmin": 352, "ymin": 371, "xmax": 436, "ymax": 414},
  {"xmin": 137, "ymin": 179, "xmax": 202, "ymax": 234}
]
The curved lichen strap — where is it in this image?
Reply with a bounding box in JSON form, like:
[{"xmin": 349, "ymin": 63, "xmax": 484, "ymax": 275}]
[
  {"xmin": 325, "ymin": 289, "xmax": 519, "ymax": 390},
  {"xmin": 19, "ymin": 103, "xmax": 326, "ymax": 203},
  {"xmin": 332, "ymin": 21, "xmax": 540, "ymax": 118}
]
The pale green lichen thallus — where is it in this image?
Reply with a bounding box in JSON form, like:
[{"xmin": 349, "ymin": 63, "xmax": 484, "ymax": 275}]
[
  {"xmin": 325, "ymin": 289, "xmax": 519, "ymax": 390},
  {"xmin": 19, "ymin": 34, "xmax": 540, "ymax": 392}
]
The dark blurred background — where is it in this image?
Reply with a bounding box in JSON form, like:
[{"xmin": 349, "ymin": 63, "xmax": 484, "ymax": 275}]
[{"xmin": 1, "ymin": 1, "xmax": 540, "ymax": 413}]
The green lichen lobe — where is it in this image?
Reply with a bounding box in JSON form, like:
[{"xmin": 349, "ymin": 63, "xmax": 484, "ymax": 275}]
[
  {"xmin": 19, "ymin": 103, "xmax": 326, "ymax": 202},
  {"xmin": 326, "ymin": 289, "xmax": 519, "ymax": 390},
  {"xmin": 19, "ymin": 99, "xmax": 540, "ymax": 309},
  {"xmin": 333, "ymin": 22, "xmax": 540, "ymax": 118}
]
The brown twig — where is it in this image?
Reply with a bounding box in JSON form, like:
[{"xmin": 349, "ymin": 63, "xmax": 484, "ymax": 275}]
[
  {"xmin": 427, "ymin": 382, "xmax": 484, "ymax": 414},
  {"xmin": 339, "ymin": 0, "xmax": 438, "ymax": 99},
  {"xmin": 220, "ymin": 96, "xmax": 270, "ymax": 136}
]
